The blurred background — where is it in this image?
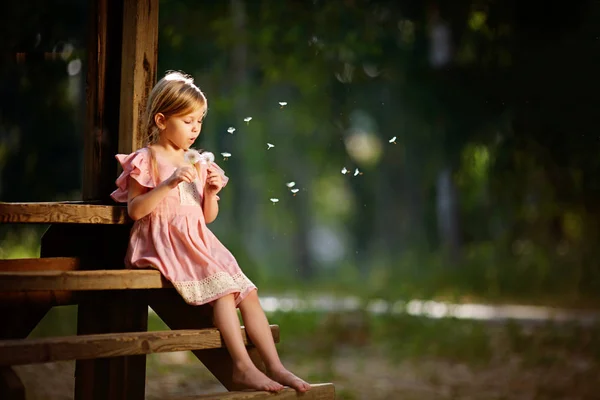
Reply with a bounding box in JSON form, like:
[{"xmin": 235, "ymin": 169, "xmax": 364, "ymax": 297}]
[{"xmin": 2, "ymin": 0, "xmax": 600, "ymax": 399}]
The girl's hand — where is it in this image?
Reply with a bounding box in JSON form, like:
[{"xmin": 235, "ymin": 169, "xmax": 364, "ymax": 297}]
[
  {"xmin": 204, "ymin": 168, "xmax": 223, "ymax": 196},
  {"xmin": 166, "ymin": 165, "xmax": 197, "ymax": 188}
]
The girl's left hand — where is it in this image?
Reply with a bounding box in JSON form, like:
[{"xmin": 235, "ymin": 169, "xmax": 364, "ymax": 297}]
[{"xmin": 205, "ymin": 168, "xmax": 223, "ymax": 196}]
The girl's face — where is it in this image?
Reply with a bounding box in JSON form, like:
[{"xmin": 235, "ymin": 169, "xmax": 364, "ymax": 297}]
[{"xmin": 156, "ymin": 105, "xmax": 206, "ymax": 151}]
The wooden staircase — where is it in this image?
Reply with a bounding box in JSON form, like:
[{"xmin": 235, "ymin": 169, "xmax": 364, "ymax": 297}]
[
  {"xmin": 0, "ymin": 252, "xmax": 336, "ymax": 399},
  {"xmin": 1, "ymin": 0, "xmax": 337, "ymax": 397}
]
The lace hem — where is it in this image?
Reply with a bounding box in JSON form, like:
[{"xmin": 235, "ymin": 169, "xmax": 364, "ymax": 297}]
[{"xmin": 172, "ymin": 271, "xmax": 256, "ymax": 305}]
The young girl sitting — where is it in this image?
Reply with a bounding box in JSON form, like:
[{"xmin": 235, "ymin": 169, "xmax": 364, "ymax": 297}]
[{"xmin": 110, "ymin": 71, "xmax": 310, "ymax": 393}]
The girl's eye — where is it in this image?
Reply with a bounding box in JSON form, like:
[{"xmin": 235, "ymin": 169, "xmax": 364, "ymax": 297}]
[{"xmin": 184, "ymin": 120, "xmax": 192, "ymax": 124}]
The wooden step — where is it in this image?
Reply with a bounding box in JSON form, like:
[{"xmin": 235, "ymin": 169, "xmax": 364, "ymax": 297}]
[
  {"xmin": 0, "ymin": 201, "xmax": 129, "ymax": 224},
  {"xmin": 172, "ymin": 383, "xmax": 336, "ymax": 399},
  {"xmin": 0, "ymin": 257, "xmax": 81, "ymax": 305},
  {"xmin": 0, "ymin": 269, "xmax": 172, "ymax": 291},
  {"xmin": 0, "ymin": 326, "xmax": 279, "ymax": 366}
]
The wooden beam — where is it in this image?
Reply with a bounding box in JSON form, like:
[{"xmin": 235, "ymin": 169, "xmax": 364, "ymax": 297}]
[
  {"xmin": 0, "ymin": 202, "xmax": 129, "ymax": 224},
  {"xmin": 0, "ymin": 270, "xmax": 171, "ymax": 291},
  {"xmin": 0, "ymin": 257, "xmax": 80, "ymax": 271},
  {"xmin": 83, "ymin": 0, "xmax": 124, "ymax": 201},
  {"xmin": 171, "ymin": 384, "xmax": 336, "ymax": 400},
  {"xmin": 0, "ymin": 257, "xmax": 78, "ymax": 305},
  {"xmin": 75, "ymin": 290, "xmax": 148, "ymax": 400},
  {"xmin": 118, "ymin": 0, "xmax": 159, "ymax": 154},
  {"xmin": 0, "ymin": 326, "xmax": 279, "ymax": 366}
]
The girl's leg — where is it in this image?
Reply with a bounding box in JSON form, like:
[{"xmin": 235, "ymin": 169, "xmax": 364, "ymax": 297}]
[
  {"xmin": 238, "ymin": 290, "xmax": 311, "ymax": 392},
  {"xmin": 212, "ymin": 293, "xmax": 283, "ymax": 392}
]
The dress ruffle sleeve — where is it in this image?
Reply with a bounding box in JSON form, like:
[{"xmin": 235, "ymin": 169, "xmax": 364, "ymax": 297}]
[{"xmin": 110, "ymin": 148, "xmax": 155, "ymax": 203}]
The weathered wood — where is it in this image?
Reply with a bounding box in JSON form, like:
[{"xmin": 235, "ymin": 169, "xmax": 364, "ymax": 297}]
[
  {"xmin": 0, "ymin": 257, "xmax": 78, "ymax": 305},
  {"xmin": 0, "ymin": 367, "xmax": 25, "ymax": 400},
  {"xmin": 0, "ymin": 202, "xmax": 129, "ymax": 224},
  {"xmin": 148, "ymin": 290, "xmax": 271, "ymax": 391},
  {"xmin": 75, "ymin": 291, "xmax": 148, "ymax": 400},
  {"xmin": 172, "ymin": 384, "xmax": 336, "ymax": 400},
  {"xmin": 119, "ymin": 0, "xmax": 159, "ymax": 154},
  {"xmin": 0, "ymin": 257, "xmax": 80, "ymax": 271},
  {"xmin": 0, "ymin": 269, "xmax": 171, "ymax": 291},
  {"xmin": 0, "ymin": 326, "xmax": 279, "ymax": 366},
  {"xmin": 83, "ymin": 0, "xmax": 124, "ymax": 201}
]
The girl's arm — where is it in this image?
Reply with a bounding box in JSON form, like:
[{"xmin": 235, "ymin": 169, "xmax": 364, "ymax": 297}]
[
  {"xmin": 202, "ymin": 194, "xmax": 219, "ymax": 223},
  {"xmin": 127, "ymin": 165, "xmax": 196, "ymax": 220}
]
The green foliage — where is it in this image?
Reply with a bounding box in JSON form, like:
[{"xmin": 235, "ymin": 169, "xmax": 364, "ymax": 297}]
[{"xmin": 3, "ymin": 0, "xmax": 600, "ymax": 303}]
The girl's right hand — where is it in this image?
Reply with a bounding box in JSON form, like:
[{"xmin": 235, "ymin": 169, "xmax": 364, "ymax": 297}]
[{"xmin": 166, "ymin": 165, "xmax": 197, "ymax": 188}]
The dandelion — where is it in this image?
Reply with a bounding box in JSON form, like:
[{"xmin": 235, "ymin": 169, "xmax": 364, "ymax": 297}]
[
  {"xmin": 227, "ymin": 127, "xmax": 236, "ymax": 134},
  {"xmin": 270, "ymin": 198, "xmax": 279, "ymax": 204},
  {"xmin": 267, "ymin": 143, "xmax": 275, "ymax": 150},
  {"xmin": 286, "ymin": 181, "xmax": 296, "ymax": 188},
  {"xmin": 291, "ymin": 188, "xmax": 299, "ymax": 196},
  {"xmin": 244, "ymin": 117, "xmax": 252, "ymax": 124},
  {"xmin": 279, "ymin": 101, "xmax": 288, "ymax": 108},
  {"xmin": 184, "ymin": 149, "xmax": 202, "ymax": 164},
  {"xmin": 389, "ymin": 136, "xmax": 397, "ymax": 144},
  {"xmin": 354, "ymin": 168, "xmax": 363, "ymax": 176},
  {"xmin": 221, "ymin": 152, "xmax": 232, "ymax": 160},
  {"xmin": 199, "ymin": 151, "xmax": 215, "ymax": 165},
  {"xmin": 341, "ymin": 167, "xmax": 348, "ymax": 175}
]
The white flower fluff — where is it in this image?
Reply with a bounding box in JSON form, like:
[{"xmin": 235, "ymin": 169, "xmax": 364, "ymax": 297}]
[
  {"xmin": 184, "ymin": 149, "xmax": 202, "ymax": 164},
  {"xmin": 185, "ymin": 149, "xmax": 215, "ymax": 165},
  {"xmin": 199, "ymin": 151, "xmax": 215, "ymax": 165}
]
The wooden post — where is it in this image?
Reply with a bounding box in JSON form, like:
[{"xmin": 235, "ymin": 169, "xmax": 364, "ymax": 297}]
[
  {"xmin": 119, "ymin": 0, "xmax": 159, "ymax": 154},
  {"xmin": 83, "ymin": 0, "xmax": 124, "ymax": 202},
  {"xmin": 75, "ymin": 291, "xmax": 148, "ymax": 400}
]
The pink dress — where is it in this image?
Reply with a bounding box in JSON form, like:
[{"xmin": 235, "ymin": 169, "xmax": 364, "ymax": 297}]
[{"xmin": 110, "ymin": 147, "xmax": 257, "ymax": 306}]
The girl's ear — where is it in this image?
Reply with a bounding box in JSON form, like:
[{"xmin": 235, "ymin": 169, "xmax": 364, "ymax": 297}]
[{"xmin": 154, "ymin": 113, "xmax": 167, "ymax": 130}]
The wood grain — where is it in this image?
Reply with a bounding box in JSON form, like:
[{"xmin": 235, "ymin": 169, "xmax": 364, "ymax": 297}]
[
  {"xmin": 0, "ymin": 326, "xmax": 279, "ymax": 366},
  {"xmin": 119, "ymin": 0, "xmax": 159, "ymax": 154},
  {"xmin": 0, "ymin": 202, "xmax": 130, "ymax": 224},
  {"xmin": 172, "ymin": 383, "xmax": 336, "ymax": 400},
  {"xmin": 0, "ymin": 270, "xmax": 171, "ymax": 291}
]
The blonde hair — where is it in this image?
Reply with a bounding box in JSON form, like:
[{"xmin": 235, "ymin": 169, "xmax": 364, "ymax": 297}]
[
  {"xmin": 143, "ymin": 71, "xmax": 207, "ymax": 183},
  {"xmin": 144, "ymin": 70, "xmax": 207, "ymax": 145}
]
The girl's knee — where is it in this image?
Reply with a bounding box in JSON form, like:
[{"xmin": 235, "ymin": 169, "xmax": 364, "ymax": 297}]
[
  {"xmin": 214, "ymin": 293, "xmax": 236, "ymax": 306},
  {"xmin": 239, "ymin": 289, "xmax": 260, "ymax": 307}
]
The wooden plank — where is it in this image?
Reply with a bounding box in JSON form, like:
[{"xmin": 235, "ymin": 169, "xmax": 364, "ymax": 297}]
[
  {"xmin": 171, "ymin": 383, "xmax": 336, "ymax": 400},
  {"xmin": 83, "ymin": 0, "xmax": 124, "ymax": 201},
  {"xmin": 0, "ymin": 270, "xmax": 171, "ymax": 291},
  {"xmin": 148, "ymin": 291, "xmax": 272, "ymax": 391},
  {"xmin": 118, "ymin": 0, "xmax": 159, "ymax": 154},
  {"xmin": 0, "ymin": 257, "xmax": 80, "ymax": 271},
  {"xmin": 0, "ymin": 257, "xmax": 79, "ymax": 305},
  {"xmin": 0, "ymin": 367, "xmax": 25, "ymax": 400},
  {"xmin": 0, "ymin": 202, "xmax": 129, "ymax": 224},
  {"xmin": 0, "ymin": 326, "xmax": 279, "ymax": 366},
  {"xmin": 75, "ymin": 290, "xmax": 148, "ymax": 400}
]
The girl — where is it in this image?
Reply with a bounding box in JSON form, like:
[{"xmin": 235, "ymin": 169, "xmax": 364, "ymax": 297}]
[{"xmin": 110, "ymin": 71, "xmax": 310, "ymax": 393}]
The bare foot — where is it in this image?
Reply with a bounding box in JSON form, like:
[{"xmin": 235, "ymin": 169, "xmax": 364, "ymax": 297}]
[
  {"xmin": 232, "ymin": 364, "xmax": 284, "ymax": 392},
  {"xmin": 268, "ymin": 367, "xmax": 311, "ymax": 393}
]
